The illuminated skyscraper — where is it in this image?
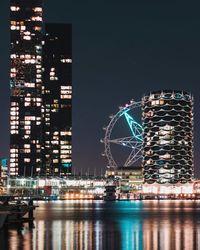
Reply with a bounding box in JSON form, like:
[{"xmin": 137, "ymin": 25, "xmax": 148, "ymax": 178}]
[
  {"xmin": 142, "ymin": 90, "xmax": 194, "ymax": 184},
  {"xmin": 9, "ymin": 1, "xmax": 72, "ymax": 177},
  {"xmin": 42, "ymin": 24, "xmax": 72, "ymax": 176},
  {"xmin": 10, "ymin": 0, "xmax": 43, "ymax": 176}
]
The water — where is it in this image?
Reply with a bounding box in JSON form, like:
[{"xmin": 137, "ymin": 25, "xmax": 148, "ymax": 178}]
[{"xmin": 1, "ymin": 200, "xmax": 200, "ymax": 250}]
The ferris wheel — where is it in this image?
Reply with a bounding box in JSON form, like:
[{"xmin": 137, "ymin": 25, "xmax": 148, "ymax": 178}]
[{"xmin": 101, "ymin": 100, "xmax": 143, "ymax": 169}]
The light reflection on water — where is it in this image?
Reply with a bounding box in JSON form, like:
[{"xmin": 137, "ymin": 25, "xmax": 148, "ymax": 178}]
[{"xmin": 0, "ymin": 200, "xmax": 200, "ymax": 250}]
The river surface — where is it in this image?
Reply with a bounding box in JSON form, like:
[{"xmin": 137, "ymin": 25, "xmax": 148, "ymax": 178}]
[{"xmin": 0, "ymin": 200, "xmax": 200, "ymax": 250}]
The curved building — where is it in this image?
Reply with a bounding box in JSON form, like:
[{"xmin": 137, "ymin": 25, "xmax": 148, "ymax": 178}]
[{"xmin": 142, "ymin": 90, "xmax": 194, "ymax": 184}]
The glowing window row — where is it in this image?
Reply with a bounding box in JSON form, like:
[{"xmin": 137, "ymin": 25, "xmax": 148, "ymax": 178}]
[
  {"xmin": 61, "ymin": 58, "xmax": 72, "ymax": 63},
  {"xmin": 151, "ymin": 99, "xmax": 165, "ymax": 106},
  {"xmin": 10, "ymin": 6, "xmax": 20, "ymax": 11}
]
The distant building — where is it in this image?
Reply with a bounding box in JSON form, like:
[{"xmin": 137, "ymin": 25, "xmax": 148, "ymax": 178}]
[
  {"xmin": 105, "ymin": 166, "xmax": 143, "ymax": 191},
  {"xmin": 10, "ymin": 0, "xmax": 43, "ymax": 176},
  {"xmin": 0, "ymin": 158, "xmax": 8, "ymax": 184},
  {"xmin": 42, "ymin": 24, "xmax": 72, "ymax": 176},
  {"xmin": 142, "ymin": 90, "xmax": 194, "ymax": 184}
]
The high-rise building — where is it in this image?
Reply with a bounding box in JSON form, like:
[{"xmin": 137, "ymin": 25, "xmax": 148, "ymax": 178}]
[
  {"xmin": 10, "ymin": 0, "xmax": 43, "ymax": 176},
  {"xmin": 142, "ymin": 90, "xmax": 194, "ymax": 184},
  {"xmin": 42, "ymin": 24, "xmax": 72, "ymax": 176}
]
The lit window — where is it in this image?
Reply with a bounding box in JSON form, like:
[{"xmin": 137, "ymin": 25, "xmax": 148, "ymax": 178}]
[
  {"xmin": 53, "ymin": 150, "xmax": 59, "ymax": 153},
  {"xmin": 52, "ymin": 141, "xmax": 59, "ymax": 145},
  {"xmin": 24, "ymin": 126, "xmax": 31, "ymax": 130},
  {"xmin": 34, "ymin": 26, "xmax": 42, "ymax": 31},
  {"xmin": 61, "ymin": 150, "xmax": 71, "ymax": 154},
  {"xmin": 10, "ymin": 54, "xmax": 17, "ymax": 59},
  {"xmin": 161, "ymin": 153, "xmax": 171, "ymax": 159},
  {"xmin": 50, "ymin": 77, "xmax": 58, "ymax": 81},
  {"xmin": 11, "ymin": 130, "xmax": 18, "ymax": 134},
  {"xmin": 61, "ymin": 95, "xmax": 71, "ymax": 99},
  {"xmin": 25, "ymin": 102, "xmax": 31, "ymax": 106},
  {"xmin": 23, "ymin": 36, "xmax": 31, "ymax": 40},
  {"xmin": 11, "ymin": 6, "xmax": 20, "ymax": 11},
  {"xmin": 61, "ymin": 58, "xmax": 72, "ymax": 63},
  {"xmin": 159, "ymin": 140, "xmax": 169, "ymax": 145},
  {"xmin": 159, "ymin": 99, "xmax": 165, "ymax": 105},
  {"xmin": 31, "ymin": 16, "xmax": 42, "ymax": 22},
  {"xmin": 24, "ymin": 158, "xmax": 30, "ymax": 163},
  {"xmin": 25, "ymin": 83, "xmax": 35, "ymax": 88},
  {"xmin": 146, "ymin": 159, "xmax": 153, "ymax": 165},
  {"xmin": 61, "ymin": 86, "xmax": 72, "ymax": 90},
  {"xmin": 151, "ymin": 100, "xmax": 160, "ymax": 106},
  {"xmin": 10, "ymin": 149, "xmax": 18, "ymax": 153},
  {"xmin": 162, "ymin": 125, "xmax": 173, "ymax": 131},
  {"xmin": 11, "ymin": 25, "xmax": 16, "ymax": 30},
  {"xmin": 24, "ymin": 149, "xmax": 31, "ymax": 153},
  {"xmin": 33, "ymin": 7, "xmax": 42, "ymax": 12},
  {"xmin": 61, "ymin": 159, "xmax": 71, "ymax": 163}
]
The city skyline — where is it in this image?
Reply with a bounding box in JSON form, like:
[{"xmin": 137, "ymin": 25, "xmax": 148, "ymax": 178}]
[{"xmin": 1, "ymin": 1, "xmax": 200, "ymax": 176}]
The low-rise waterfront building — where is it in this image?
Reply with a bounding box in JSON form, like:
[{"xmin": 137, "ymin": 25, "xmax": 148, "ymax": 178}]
[
  {"xmin": 105, "ymin": 166, "xmax": 143, "ymax": 196},
  {"xmin": 6, "ymin": 176, "xmax": 106, "ymax": 198}
]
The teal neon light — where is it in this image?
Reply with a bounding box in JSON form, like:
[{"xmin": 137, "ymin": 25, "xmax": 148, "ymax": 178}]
[
  {"xmin": 62, "ymin": 163, "xmax": 72, "ymax": 168},
  {"xmin": 124, "ymin": 112, "xmax": 143, "ymax": 141},
  {"xmin": 1, "ymin": 159, "xmax": 7, "ymax": 167}
]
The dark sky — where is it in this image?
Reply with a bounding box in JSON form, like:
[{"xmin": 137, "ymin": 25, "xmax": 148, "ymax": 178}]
[{"xmin": 1, "ymin": 1, "xmax": 200, "ymax": 176}]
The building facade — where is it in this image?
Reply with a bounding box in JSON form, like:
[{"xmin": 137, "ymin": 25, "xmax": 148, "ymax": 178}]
[
  {"xmin": 142, "ymin": 90, "xmax": 193, "ymax": 184},
  {"xmin": 0, "ymin": 158, "xmax": 8, "ymax": 185},
  {"xmin": 10, "ymin": 1, "xmax": 72, "ymax": 177},
  {"xmin": 105, "ymin": 166, "xmax": 143, "ymax": 192},
  {"xmin": 10, "ymin": 0, "xmax": 43, "ymax": 176},
  {"xmin": 42, "ymin": 24, "xmax": 72, "ymax": 176}
]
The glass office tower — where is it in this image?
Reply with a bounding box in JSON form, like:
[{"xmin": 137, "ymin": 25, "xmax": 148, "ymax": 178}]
[
  {"xmin": 42, "ymin": 24, "xmax": 72, "ymax": 176},
  {"xmin": 10, "ymin": 0, "xmax": 43, "ymax": 176}
]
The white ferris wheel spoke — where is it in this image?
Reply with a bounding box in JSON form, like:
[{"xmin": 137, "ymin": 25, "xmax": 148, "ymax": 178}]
[
  {"xmin": 124, "ymin": 146, "xmax": 142, "ymax": 166},
  {"xmin": 108, "ymin": 136, "xmax": 142, "ymax": 149}
]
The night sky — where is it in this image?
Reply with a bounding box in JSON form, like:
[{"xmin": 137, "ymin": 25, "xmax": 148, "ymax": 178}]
[{"xmin": 1, "ymin": 1, "xmax": 200, "ymax": 176}]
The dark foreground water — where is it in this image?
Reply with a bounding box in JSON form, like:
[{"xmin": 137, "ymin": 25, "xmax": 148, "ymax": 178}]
[{"xmin": 1, "ymin": 200, "xmax": 200, "ymax": 250}]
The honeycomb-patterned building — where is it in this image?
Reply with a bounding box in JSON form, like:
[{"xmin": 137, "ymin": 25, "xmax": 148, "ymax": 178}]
[{"xmin": 142, "ymin": 90, "xmax": 194, "ymax": 184}]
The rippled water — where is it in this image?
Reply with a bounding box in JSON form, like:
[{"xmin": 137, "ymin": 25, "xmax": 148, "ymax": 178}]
[{"xmin": 1, "ymin": 200, "xmax": 200, "ymax": 250}]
